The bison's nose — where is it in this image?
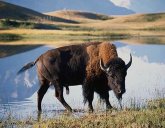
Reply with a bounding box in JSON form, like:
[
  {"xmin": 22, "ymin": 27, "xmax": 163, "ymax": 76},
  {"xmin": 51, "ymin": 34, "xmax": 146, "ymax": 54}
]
[
  {"xmin": 117, "ymin": 88, "xmax": 125, "ymax": 94},
  {"xmin": 117, "ymin": 90, "xmax": 121, "ymax": 94}
]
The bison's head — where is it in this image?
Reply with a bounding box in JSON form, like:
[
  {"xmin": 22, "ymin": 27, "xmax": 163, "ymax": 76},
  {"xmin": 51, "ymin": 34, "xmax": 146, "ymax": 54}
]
[{"xmin": 100, "ymin": 54, "xmax": 132, "ymax": 107}]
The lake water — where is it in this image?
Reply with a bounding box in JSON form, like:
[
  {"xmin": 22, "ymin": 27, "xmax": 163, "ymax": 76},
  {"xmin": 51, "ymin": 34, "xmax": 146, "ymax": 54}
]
[{"xmin": 0, "ymin": 41, "xmax": 165, "ymax": 120}]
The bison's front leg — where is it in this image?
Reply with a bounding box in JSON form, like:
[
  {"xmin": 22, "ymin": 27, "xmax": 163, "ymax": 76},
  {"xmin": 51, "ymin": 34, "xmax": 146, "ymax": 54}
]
[
  {"xmin": 104, "ymin": 92, "xmax": 113, "ymax": 110},
  {"xmin": 83, "ymin": 81, "xmax": 94, "ymax": 113},
  {"xmin": 54, "ymin": 82, "xmax": 72, "ymax": 112},
  {"xmin": 95, "ymin": 88, "xmax": 113, "ymax": 110},
  {"xmin": 87, "ymin": 90, "xmax": 94, "ymax": 113}
]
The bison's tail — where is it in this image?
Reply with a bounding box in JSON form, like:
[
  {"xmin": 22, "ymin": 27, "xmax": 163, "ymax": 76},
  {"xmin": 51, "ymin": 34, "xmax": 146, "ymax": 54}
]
[{"xmin": 17, "ymin": 58, "xmax": 39, "ymax": 75}]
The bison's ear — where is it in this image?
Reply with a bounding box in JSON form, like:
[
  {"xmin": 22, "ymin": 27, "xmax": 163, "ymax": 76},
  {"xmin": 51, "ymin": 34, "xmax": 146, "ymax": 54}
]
[
  {"xmin": 126, "ymin": 54, "xmax": 132, "ymax": 70},
  {"xmin": 100, "ymin": 59, "xmax": 109, "ymax": 72}
]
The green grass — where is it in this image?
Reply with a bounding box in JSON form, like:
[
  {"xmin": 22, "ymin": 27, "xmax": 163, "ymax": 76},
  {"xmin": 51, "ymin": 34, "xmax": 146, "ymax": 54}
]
[
  {"xmin": 20, "ymin": 32, "xmax": 131, "ymax": 43},
  {"xmin": 0, "ymin": 98, "xmax": 164, "ymax": 128},
  {"xmin": 139, "ymin": 26, "xmax": 165, "ymax": 31},
  {"xmin": 0, "ymin": 30, "xmax": 131, "ymax": 42},
  {"xmin": 0, "ymin": 33, "xmax": 23, "ymax": 41},
  {"xmin": 143, "ymin": 13, "xmax": 163, "ymax": 22},
  {"xmin": 0, "ymin": 19, "xmax": 95, "ymax": 31},
  {"xmin": 0, "ymin": 19, "xmax": 60, "ymax": 29},
  {"xmin": 0, "ymin": 19, "xmax": 35, "ymax": 29}
]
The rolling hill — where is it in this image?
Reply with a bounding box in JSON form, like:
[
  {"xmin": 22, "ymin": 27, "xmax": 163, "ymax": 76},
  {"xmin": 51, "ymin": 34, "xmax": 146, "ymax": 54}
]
[
  {"xmin": 0, "ymin": 1, "xmax": 44, "ymax": 20},
  {"xmin": 4, "ymin": 0, "xmax": 134, "ymax": 15},
  {"xmin": 45, "ymin": 10, "xmax": 165, "ymax": 30},
  {"xmin": 81, "ymin": 12, "xmax": 165, "ymax": 30},
  {"xmin": 113, "ymin": 13, "xmax": 165, "ymax": 23},
  {"xmin": 46, "ymin": 10, "xmax": 112, "ymax": 21},
  {"xmin": 0, "ymin": 1, "xmax": 77, "ymax": 23}
]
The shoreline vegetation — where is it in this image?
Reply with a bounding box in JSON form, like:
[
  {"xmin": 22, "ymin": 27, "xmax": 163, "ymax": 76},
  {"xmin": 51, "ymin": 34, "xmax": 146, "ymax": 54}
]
[
  {"xmin": 0, "ymin": 27, "xmax": 164, "ymax": 57},
  {"xmin": 0, "ymin": 98, "xmax": 164, "ymax": 128}
]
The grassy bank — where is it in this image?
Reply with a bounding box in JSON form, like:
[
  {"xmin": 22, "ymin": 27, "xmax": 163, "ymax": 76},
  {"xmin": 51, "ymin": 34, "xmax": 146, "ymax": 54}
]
[
  {"xmin": 0, "ymin": 28, "xmax": 165, "ymax": 58},
  {"xmin": 0, "ymin": 33, "xmax": 23, "ymax": 41},
  {"xmin": 1, "ymin": 28, "xmax": 164, "ymax": 43},
  {"xmin": 0, "ymin": 29, "xmax": 131, "ymax": 43},
  {"xmin": 0, "ymin": 99, "xmax": 164, "ymax": 128}
]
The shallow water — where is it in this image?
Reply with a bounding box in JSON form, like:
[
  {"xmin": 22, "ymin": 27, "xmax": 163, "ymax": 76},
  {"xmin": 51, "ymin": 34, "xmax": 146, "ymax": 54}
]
[{"xmin": 0, "ymin": 41, "xmax": 165, "ymax": 120}]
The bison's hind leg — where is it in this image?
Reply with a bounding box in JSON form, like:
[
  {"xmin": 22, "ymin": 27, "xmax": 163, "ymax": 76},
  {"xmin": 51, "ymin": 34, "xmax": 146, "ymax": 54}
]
[
  {"xmin": 37, "ymin": 73, "xmax": 50, "ymax": 112},
  {"xmin": 52, "ymin": 81, "xmax": 72, "ymax": 112}
]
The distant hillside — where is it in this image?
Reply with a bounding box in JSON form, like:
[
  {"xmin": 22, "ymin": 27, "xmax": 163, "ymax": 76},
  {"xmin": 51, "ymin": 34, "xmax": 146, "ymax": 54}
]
[
  {"xmin": 85, "ymin": 12, "xmax": 165, "ymax": 30},
  {"xmin": 46, "ymin": 10, "xmax": 112, "ymax": 21},
  {"xmin": 113, "ymin": 13, "xmax": 165, "ymax": 23},
  {"xmin": 4, "ymin": 0, "xmax": 134, "ymax": 15},
  {"xmin": 0, "ymin": 1, "xmax": 44, "ymax": 20},
  {"xmin": 0, "ymin": 1, "xmax": 77, "ymax": 23}
]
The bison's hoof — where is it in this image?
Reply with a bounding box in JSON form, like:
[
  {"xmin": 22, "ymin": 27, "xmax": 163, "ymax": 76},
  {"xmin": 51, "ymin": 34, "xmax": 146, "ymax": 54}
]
[
  {"xmin": 88, "ymin": 109, "xmax": 94, "ymax": 113},
  {"xmin": 106, "ymin": 106, "xmax": 113, "ymax": 112},
  {"xmin": 107, "ymin": 106, "xmax": 113, "ymax": 109},
  {"xmin": 66, "ymin": 108, "xmax": 73, "ymax": 113},
  {"xmin": 38, "ymin": 109, "xmax": 42, "ymax": 113}
]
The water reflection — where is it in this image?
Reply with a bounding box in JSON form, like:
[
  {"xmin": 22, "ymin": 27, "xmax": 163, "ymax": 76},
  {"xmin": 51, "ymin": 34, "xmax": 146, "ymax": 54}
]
[
  {"xmin": 0, "ymin": 44, "xmax": 43, "ymax": 58},
  {"xmin": 114, "ymin": 42, "xmax": 165, "ymax": 107},
  {"xmin": 0, "ymin": 46, "xmax": 52, "ymax": 103},
  {"xmin": 115, "ymin": 42, "xmax": 165, "ymax": 63},
  {"xmin": 0, "ymin": 42, "xmax": 165, "ymax": 119}
]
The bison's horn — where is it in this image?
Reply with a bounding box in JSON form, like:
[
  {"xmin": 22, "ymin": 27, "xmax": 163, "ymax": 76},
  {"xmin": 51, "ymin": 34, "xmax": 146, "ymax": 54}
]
[
  {"xmin": 126, "ymin": 54, "xmax": 132, "ymax": 70},
  {"xmin": 100, "ymin": 59, "xmax": 109, "ymax": 72}
]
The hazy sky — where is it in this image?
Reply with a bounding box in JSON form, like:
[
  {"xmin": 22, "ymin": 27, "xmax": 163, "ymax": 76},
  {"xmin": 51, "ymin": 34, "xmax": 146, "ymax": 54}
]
[
  {"xmin": 2, "ymin": 0, "xmax": 165, "ymax": 13},
  {"xmin": 110, "ymin": 0, "xmax": 165, "ymax": 13}
]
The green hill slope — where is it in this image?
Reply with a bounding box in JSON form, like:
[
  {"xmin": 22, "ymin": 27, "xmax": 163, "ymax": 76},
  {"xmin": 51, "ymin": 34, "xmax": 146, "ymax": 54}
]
[{"xmin": 0, "ymin": 1, "xmax": 45, "ymax": 21}]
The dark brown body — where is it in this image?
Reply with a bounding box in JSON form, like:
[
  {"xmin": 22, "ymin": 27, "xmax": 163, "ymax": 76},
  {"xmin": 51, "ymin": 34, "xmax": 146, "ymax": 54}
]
[{"xmin": 18, "ymin": 42, "xmax": 132, "ymax": 112}]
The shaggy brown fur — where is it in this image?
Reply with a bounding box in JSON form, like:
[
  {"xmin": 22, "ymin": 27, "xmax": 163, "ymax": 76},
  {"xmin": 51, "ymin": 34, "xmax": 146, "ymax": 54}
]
[{"xmin": 86, "ymin": 42, "xmax": 118, "ymax": 80}]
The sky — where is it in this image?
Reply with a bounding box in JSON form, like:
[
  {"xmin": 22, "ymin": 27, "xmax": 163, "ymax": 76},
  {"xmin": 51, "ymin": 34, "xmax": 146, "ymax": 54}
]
[
  {"xmin": 110, "ymin": 0, "xmax": 165, "ymax": 13},
  {"xmin": 2, "ymin": 0, "xmax": 165, "ymax": 13}
]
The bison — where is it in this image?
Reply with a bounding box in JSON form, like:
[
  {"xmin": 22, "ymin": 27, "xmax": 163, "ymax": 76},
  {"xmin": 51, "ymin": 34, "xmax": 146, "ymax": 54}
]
[{"xmin": 17, "ymin": 42, "xmax": 132, "ymax": 112}]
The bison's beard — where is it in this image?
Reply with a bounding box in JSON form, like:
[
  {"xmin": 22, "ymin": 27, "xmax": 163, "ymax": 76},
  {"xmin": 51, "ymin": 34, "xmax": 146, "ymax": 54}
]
[
  {"xmin": 113, "ymin": 91, "xmax": 123, "ymax": 109},
  {"xmin": 118, "ymin": 98, "xmax": 122, "ymax": 110}
]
